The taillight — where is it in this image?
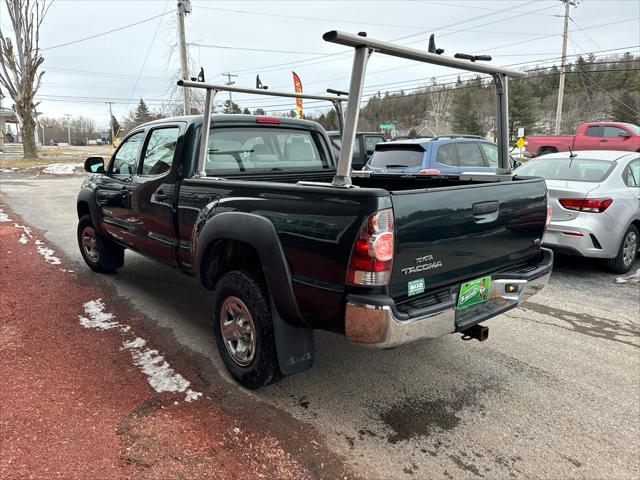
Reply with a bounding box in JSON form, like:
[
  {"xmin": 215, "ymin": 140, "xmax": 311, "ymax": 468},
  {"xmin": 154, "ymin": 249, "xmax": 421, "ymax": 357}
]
[
  {"xmin": 256, "ymin": 116, "xmax": 280, "ymax": 124},
  {"xmin": 559, "ymin": 198, "xmax": 613, "ymax": 213},
  {"xmin": 544, "ymin": 204, "xmax": 552, "ymax": 232},
  {"xmin": 347, "ymin": 208, "xmax": 394, "ymax": 286},
  {"xmin": 417, "ymin": 168, "xmax": 441, "ymax": 175}
]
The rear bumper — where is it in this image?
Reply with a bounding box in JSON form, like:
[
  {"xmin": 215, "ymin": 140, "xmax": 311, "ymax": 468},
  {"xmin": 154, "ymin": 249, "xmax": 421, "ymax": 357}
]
[
  {"xmin": 344, "ymin": 248, "xmax": 553, "ymax": 348},
  {"xmin": 543, "ymin": 215, "xmax": 623, "ymax": 258}
]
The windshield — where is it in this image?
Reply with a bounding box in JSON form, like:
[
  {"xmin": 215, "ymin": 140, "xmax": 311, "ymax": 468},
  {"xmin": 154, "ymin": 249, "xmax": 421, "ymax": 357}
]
[
  {"xmin": 206, "ymin": 127, "xmax": 330, "ymax": 174},
  {"xmin": 367, "ymin": 145, "xmax": 424, "ymax": 169},
  {"xmin": 623, "ymin": 123, "xmax": 639, "ymax": 135},
  {"xmin": 516, "ymin": 158, "xmax": 614, "ymax": 182}
]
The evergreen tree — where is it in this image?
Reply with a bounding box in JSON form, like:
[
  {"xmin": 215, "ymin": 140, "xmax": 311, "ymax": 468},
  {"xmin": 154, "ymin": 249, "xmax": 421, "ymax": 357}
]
[
  {"xmin": 222, "ymin": 99, "xmax": 241, "ymax": 114},
  {"xmin": 242, "ymin": 107, "xmax": 251, "ymax": 115},
  {"xmin": 508, "ymin": 79, "xmax": 538, "ymax": 140},
  {"xmin": 611, "ymin": 91, "xmax": 640, "ymax": 124},
  {"xmin": 110, "ymin": 115, "xmax": 121, "ymax": 141},
  {"xmin": 134, "ymin": 99, "xmax": 152, "ymax": 125},
  {"xmin": 253, "ymin": 108, "xmax": 266, "ymax": 115},
  {"xmin": 451, "ymin": 89, "xmax": 483, "ymax": 135}
]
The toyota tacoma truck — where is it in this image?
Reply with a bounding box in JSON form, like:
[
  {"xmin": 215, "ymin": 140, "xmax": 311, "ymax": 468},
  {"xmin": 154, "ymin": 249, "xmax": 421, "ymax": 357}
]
[
  {"xmin": 76, "ymin": 31, "xmax": 553, "ymax": 389},
  {"xmin": 526, "ymin": 122, "xmax": 640, "ymax": 157}
]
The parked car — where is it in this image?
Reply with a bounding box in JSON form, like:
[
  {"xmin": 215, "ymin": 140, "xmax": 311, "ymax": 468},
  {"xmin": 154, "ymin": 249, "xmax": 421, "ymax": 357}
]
[
  {"xmin": 77, "ymin": 114, "xmax": 552, "ymax": 389},
  {"xmin": 515, "ymin": 150, "xmax": 640, "ymax": 273},
  {"xmin": 525, "ymin": 122, "xmax": 640, "ymax": 158},
  {"xmin": 363, "ymin": 135, "xmax": 519, "ymax": 174},
  {"xmin": 327, "ymin": 131, "xmax": 386, "ymax": 170}
]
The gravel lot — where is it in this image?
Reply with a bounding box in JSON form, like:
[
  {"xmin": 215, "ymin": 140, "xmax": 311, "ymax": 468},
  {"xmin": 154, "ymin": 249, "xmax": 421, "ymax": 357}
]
[{"xmin": 2, "ymin": 173, "xmax": 639, "ymax": 479}]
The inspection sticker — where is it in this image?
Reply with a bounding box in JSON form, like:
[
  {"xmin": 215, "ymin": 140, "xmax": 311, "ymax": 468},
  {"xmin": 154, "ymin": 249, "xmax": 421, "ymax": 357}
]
[{"xmin": 408, "ymin": 278, "xmax": 425, "ymax": 297}]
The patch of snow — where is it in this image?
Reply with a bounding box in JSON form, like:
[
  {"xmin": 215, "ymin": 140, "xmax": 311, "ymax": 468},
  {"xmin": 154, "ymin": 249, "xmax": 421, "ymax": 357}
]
[
  {"xmin": 35, "ymin": 243, "xmax": 62, "ymax": 265},
  {"xmin": 42, "ymin": 163, "xmax": 82, "ymax": 175},
  {"xmin": 18, "ymin": 234, "xmax": 29, "ymax": 244},
  {"xmin": 615, "ymin": 268, "xmax": 640, "ymax": 284},
  {"xmin": 59, "ymin": 268, "xmax": 75, "ymax": 273},
  {"xmin": 0, "ymin": 168, "xmax": 15, "ymax": 173},
  {"xmin": 0, "ymin": 210, "xmax": 10, "ymax": 222},
  {"xmin": 79, "ymin": 299, "xmax": 202, "ymax": 402},
  {"xmin": 79, "ymin": 299, "xmax": 120, "ymax": 330},
  {"xmin": 14, "ymin": 224, "xmax": 33, "ymax": 245}
]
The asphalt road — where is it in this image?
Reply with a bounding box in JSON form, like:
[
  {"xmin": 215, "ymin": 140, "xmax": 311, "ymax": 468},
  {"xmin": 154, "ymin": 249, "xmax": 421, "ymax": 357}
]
[{"xmin": 2, "ymin": 174, "xmax": 639, "ymax": 479}]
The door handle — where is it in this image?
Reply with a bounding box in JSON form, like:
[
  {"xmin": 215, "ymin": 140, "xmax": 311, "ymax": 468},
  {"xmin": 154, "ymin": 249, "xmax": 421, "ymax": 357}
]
[
  {"xmin": 154, "ymin": 190, "xmax": 169, "ymax": 202},
  {"xmin": 472, "ymin": 201, "xmax": 499, "ymax": 215}
]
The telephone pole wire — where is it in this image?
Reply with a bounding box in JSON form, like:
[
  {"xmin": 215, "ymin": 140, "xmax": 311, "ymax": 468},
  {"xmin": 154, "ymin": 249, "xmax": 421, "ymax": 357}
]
[
  {"xmin": 177, "ymin": 0, "xmax": 192, "ymax": 115},
  {"xmin": 554, "ymin": 0, "xmax": 575, "ymax": 135},
  {"xmin": 222, "ymin": 72, "xmax": 238, "ymax": 106}
]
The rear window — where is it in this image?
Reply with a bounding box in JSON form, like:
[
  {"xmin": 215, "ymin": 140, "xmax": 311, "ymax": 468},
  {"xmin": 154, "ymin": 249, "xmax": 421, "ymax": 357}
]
[
  {"xmin": 368, "ymin": 144, "xmax": 424, "ymax": 168},
  {"xmin": 516, "ymin": 158, "xmax": 614, "ymax": 182},
  {"xmin": 206, "ymin": 127, "xmax": 329, "ymax": 174}
]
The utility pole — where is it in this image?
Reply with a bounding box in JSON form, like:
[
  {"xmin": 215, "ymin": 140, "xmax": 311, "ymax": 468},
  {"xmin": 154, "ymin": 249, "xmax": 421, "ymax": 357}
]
[
  {"xmin": 106, "ymin": 102, "xmax": 115, "ymax": 143},
  {"xmin": 221, "ymin": 72, "xmax": 238, "ymax": 108},
  {"xmin": 177, "ymin": 0, "xmax": 192, "ymax": 115},
  {"xmin": 64, "ymin": 113, "xmax": 71, "ymax": 149},
  {"xmin": 554, "ymin": 0, "xmax": 574, "ymax": 135}
]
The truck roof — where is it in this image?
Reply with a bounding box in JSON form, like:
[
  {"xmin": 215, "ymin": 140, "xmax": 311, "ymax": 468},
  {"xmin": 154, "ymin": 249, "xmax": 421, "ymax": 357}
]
[{"xmin": 140, "ymin": 114, "xmax": 325, "ymax": 131}]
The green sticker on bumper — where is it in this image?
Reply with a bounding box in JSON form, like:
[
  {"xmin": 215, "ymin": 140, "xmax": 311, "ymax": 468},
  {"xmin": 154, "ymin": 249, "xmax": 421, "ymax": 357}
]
[
  {"xmin": 457, "ymin": 276, "xmax": 491, "ymax": 309},
  {"xmin": 408, "ymin": 278, "xmax": 425, "ymax": 296}
]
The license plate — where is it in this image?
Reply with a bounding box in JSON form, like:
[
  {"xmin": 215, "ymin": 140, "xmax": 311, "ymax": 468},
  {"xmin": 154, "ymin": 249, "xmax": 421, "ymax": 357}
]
[{"xmin": 457, "ymin": 276, "xmax": 491, "ymax": 310}]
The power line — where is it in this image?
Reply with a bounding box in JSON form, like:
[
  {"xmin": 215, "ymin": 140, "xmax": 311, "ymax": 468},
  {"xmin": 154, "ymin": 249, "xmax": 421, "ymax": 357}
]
[
  {"xmin": 41, "ymin": 10, "xmax": 176, "ymax": 51},
  {"xmin": 190, "ymin": 43, "xmax": 326, "ymax": 55}
]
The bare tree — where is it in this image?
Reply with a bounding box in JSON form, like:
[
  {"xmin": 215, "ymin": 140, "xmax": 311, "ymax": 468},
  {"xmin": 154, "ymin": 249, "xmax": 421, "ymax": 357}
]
[
  {"xmin": 427, "ymin": 79, "xmax": 453, "ymax": 134},
  {"xmin": 0, "ymin": 0, "xmax": 50, "ymax": 158}
]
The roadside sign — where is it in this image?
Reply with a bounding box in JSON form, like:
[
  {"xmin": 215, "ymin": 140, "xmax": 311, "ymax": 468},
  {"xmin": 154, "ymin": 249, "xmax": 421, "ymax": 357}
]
[
  {"xmin": 516, "ymin": 137, "xmax": 526, "ymax": 149},
  {"xmin": 379, "ymin": 123, "xmax": 395, "ymax": 129},
  {"xmin": 517, "ymin": 127, "xmax": 525, "ymax": 138}
]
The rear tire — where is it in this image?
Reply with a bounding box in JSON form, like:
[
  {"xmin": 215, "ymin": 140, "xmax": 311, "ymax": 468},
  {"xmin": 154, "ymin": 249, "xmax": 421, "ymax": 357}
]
[
  {"xmin": 605, "ymin": 225, "xmax": 638, "ymax": 274},
  {"xmin": 77, "ymin": 214, "xmax": 124, "ymax": 272},
  {"xmin": 212, "ymin": 270, "xmax": 281, "ymax": 389}
]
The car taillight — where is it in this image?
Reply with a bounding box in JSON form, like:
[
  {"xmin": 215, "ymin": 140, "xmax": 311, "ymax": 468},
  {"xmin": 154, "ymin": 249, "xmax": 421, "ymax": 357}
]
[
  {"xmin": 256, "ymin": 116, "xmax": 280, "ymax": 124},
  {"xmin": 559, "ymin": 198, "xmax": 613, "ymax": 213},
  {"xmin": 544, "ymin": 204, "xmax": 552, "ymax": 232},
  {"xmin": 417, "ymin": 168, "xmax": 441, "ymax": 175},
  {"xmin": 347, "ymin": 208, "xmax": 394, "ymax": 286}
]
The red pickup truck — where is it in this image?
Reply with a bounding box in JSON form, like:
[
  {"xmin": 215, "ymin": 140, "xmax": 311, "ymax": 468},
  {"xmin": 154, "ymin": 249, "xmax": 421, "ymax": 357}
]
[{"xmin": 525, "ymin": 122, "xmax": 640, "ymax": 157}]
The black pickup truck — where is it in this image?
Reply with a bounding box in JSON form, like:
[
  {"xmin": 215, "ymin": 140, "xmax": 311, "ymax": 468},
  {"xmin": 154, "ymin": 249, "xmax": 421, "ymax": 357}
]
[{"xmin": 77, "ymin": 113, "xmax": 552, "ymax": 389}]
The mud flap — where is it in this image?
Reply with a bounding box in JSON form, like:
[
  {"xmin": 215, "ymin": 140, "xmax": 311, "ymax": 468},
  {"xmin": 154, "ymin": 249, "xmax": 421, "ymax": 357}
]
[{"xmin": 270, "ymin": 299, "xmax": 314, "ymax": 376}]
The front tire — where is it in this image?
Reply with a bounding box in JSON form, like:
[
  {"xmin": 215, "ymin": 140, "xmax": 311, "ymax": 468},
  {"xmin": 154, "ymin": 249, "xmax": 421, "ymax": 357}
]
[
  {"xmin": 212, "ymin": 271, "xmax": 281, "ymax": 389},
  {"xmin": 77, "ymin": 214, "xmax": 124, "ymax": 272},
  {"xmin": 606, "ymin": 225, "xmax": 638, "ymax": 274}
]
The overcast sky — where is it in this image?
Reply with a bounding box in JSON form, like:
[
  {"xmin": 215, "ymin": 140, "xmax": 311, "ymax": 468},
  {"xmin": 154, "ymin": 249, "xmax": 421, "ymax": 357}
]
[{"xmin": 1, "ymin": 0, "xmax": 638, "ymax": 131}]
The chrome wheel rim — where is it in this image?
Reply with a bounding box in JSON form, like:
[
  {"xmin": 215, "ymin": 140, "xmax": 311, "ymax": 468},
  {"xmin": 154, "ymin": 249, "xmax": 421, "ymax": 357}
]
[
  {"xmin": 622, "ymin": 231, "xmax": 637, "ymax": 267},
  {"xmin": 220, "ymin": 296, "xmax": 256, "ymax": 366},
  {"xmin": 81, "ymin": 226, "xmax": 99, "ymax": 263}
]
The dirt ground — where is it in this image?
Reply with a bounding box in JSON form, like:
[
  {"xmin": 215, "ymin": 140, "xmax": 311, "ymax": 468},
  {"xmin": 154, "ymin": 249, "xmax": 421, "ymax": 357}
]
[{"xmin": 0, "ymin": 204, "xmax": 354, "ymax": 480}]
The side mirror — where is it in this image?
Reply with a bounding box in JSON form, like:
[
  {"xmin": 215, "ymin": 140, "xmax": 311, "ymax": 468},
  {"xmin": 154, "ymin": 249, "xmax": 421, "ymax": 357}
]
[
  {"xmin": 366, "ymin": 149, "xmax": 374, "ymax": 157},
  {"xmin": 84, "ymin": 156, "xmax": 105, "ymax": 173},
  {"xmin": 618, "ymin": 131, "xmax": 632, "ymax": 138}
]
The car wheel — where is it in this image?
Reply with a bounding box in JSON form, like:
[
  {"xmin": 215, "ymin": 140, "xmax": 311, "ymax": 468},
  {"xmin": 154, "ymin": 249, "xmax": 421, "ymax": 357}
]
[
  {"xmin": 606, "ymin": 225, "xmax": 638, "ymax": 274},
  {"xmin": 77, "ymin": 214, "xmax": 124, "ymax": 272},
  {"xmin": 212, "ymin": 270, "xmax": 281, "ymax": 389}
]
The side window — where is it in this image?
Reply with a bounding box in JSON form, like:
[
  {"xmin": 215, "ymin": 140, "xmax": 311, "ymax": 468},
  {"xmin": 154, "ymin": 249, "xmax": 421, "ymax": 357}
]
[
  {"xmin": 141, "ymin": 127, "xmax": 180, "ymax": 176},
  {"xmin": 436, "ymin": 143, "xmax": 457, "ymax": 166},
  {"xmin": 624, "ymin": 159, "xmax": 640, "ymax": 187},
  {"xmin": 111, "ymin": 132, "xmax": 144, "ymax": 175},
  {"xmin": 585, "ymin": 126, "xmax": 603, "ymax": 137},
  {"xmin": 479, "ymin": 143, "xmax": 499, "ymax": 168},
  {"xmin": 603, "ymin": 126, "xmax": 626, "ymax": 138},
  {"xmin": 364, "ymin": 135, "xmax": 384, "ymax": 155},
  {"xmin": 457, "ymin": 142, "xmax": 485, "ymax": 167}
]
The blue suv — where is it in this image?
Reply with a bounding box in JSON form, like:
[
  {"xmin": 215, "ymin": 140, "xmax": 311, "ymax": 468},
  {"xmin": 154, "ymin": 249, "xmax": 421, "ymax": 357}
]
[{"xmin": 363, "ymin": 135, "xmax": 515, "ymax": 174}]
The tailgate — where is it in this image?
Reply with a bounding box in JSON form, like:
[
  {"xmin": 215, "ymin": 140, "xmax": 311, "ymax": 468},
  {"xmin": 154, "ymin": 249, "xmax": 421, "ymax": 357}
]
[{"xmin": 388, "ymin": 178, "xmax": 547, "ymax": 301}]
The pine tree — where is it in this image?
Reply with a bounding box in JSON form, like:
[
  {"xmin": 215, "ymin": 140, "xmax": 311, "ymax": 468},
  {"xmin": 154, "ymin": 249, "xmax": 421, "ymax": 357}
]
[
  {"xmin": 222, "ymin": 100, "xmax": 241, "ymax": 114},
  {"xmin": 509, "ymin": 79, "xmax": 538, "ymax": 140},
  {"xmin": 134, "ymin": 99, "xmax": 152, "ymax": 125},
  {"xmin": 253, "ymin": 108, "xmax": 266, "ymax": 115},
  {"xmin": 242, "ymin": 107, "xmax": 251, "ymax": 115},
  {"xmin": 611, "ymin": 91, "xmax": 640, "ymax": 124},
  {"xmin": 451, "ymin": 89, "xmax": 483, "ymax": 135}
]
